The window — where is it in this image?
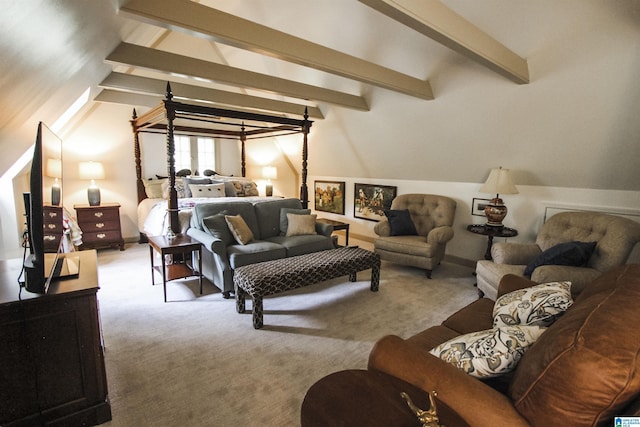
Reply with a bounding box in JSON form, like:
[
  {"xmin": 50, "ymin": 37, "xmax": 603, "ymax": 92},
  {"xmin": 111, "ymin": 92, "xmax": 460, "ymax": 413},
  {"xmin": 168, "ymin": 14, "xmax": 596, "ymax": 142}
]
[{"xmin": 173, "ymin": 135, "xmax": 216, "ymax": 174}]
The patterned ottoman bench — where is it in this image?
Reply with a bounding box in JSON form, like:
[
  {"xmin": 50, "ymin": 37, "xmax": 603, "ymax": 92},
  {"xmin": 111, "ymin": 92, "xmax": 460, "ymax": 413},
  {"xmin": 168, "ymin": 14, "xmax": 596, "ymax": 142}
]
[{"xmin": 233, "ymin": 247, "xmax": 381, "ymax": 329}]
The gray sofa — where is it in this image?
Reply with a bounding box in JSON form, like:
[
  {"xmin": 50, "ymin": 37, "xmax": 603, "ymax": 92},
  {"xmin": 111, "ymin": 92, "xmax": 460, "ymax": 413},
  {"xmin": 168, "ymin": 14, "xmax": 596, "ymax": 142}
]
[{"xmin": 187, "ymin": 198, "xmax": 334, "ymax": 297}]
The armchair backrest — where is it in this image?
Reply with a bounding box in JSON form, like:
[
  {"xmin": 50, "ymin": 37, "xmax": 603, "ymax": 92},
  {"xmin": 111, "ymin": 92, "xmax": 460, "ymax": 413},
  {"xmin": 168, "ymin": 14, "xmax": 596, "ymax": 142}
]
[
  {"xmin": 536, "ymin": 211, "xmax": 640, "ymax": 272},
  {"xmin": 389, "ymin": 194, "xmax": 456, "ymax": 237}
]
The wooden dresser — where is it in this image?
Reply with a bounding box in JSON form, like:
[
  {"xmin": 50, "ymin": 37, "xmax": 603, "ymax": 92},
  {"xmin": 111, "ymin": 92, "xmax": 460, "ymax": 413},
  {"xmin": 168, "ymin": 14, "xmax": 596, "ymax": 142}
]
[
  {"xmin": 75, "ymin": 203, "xmax": 124, "ymax": 251},
  {"xmin": 0, "ymin": 250, "xmax": 111, "ymax": 426},
  {"xmin": 43, "ymin": 205, "xmax": 63, "ymax": 252}
]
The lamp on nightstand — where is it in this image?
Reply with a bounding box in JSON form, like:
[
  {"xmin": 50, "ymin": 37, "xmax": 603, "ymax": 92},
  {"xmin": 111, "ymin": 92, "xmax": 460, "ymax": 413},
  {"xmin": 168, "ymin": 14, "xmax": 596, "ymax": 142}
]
[
  {"xmin": 479, "ymin": 166, "xmax": 518, "ymax": 227},
  {"xmin": 262, "ymin": 166, "xmax": 277, "ymax": 197},
  {"xmin": 46, "ymin": 158, "xmax": 62, "ymax": 206},
  {"xmin": 79, "ymin": 161, "xmax": 105, "ymax": 206}
]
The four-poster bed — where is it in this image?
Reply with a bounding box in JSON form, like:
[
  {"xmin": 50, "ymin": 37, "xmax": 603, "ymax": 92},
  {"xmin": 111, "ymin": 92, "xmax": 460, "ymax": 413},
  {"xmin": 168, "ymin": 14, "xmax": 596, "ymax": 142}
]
[{"xmin": 130, "ymin": 83, "xmax": 313, "ymax": 237}]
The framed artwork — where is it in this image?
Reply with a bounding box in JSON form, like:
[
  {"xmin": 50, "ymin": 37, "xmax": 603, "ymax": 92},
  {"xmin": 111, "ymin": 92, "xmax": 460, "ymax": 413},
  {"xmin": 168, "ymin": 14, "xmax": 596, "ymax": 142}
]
[
  {"xmin": 472, "ymin": 198, "xmax": 491, "ymax": 216},
  {"xmin": 354, "ymin": 183, "xmax": 397, "ymax": 221},
  {"xmin": 314, "ymin": 180, "xmax": 346, "ymax": 215}
]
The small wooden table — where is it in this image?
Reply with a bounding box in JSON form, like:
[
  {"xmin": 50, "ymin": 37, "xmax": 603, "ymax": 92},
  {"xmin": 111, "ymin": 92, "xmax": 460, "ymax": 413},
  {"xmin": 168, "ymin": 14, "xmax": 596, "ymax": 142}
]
[
  {"xmin": 148, "ymin": 234, "xmax": 203, "ymax": 302},
  {"xmin": 316, "ymin": 218, "xmax": 350, "ymax": 246},
  {"xmin": 467, "ymin": 224, "xmax": 518, "ymax": 260}
]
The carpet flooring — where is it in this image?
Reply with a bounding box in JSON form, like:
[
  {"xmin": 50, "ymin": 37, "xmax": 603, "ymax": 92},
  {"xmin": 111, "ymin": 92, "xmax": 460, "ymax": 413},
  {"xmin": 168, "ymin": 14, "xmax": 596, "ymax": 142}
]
[{"xmin": 96, "ymin": 240, "xmax": 478, "ymax": 426}]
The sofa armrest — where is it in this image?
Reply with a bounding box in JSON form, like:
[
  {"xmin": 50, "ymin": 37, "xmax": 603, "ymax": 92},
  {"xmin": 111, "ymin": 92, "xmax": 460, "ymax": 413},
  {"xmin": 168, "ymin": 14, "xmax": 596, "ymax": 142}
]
[
  {"xmin": 315, "ymin": 222, "xmax": 333, "ymax": 237},
  {"xmin": 373, "ymin": 219, "xmax": 391, "ymax": 237},
  {"xmin": 427, "ymin": 226, "xmax": 454, "ymax": 245},
  {"xmin": 187, "ymin": 228, "xmax": 227, "ymax": 255},
  {"xmin": 497, "ymin": 274, "xmax": 537, "ymax": 298},
  {"xmin": 491, "ymin": 242, "xmax": 541, "ymax": 265},
  {"xmin": 368, "ymin": 335, "xmax": 530, "ymax": 427}
]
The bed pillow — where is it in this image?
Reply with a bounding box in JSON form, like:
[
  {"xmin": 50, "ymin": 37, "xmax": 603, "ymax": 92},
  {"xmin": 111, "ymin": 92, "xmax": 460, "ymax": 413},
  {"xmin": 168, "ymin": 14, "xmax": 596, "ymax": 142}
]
[
  {"xmin": 384, "ymin": 209, "xmax": 417, "ymax": 236},
  {"xmin": 182, "ymin": 177, "xmax": 212, "ymax": 197},
  {"xmin": 279, "ymin": 208, "xmax": 311, "ymax": 235},
  {"xmin": 429, "ymin": 325, "xmax": 547, "ymax": 378},
  {"xmin": 202, "ymin": 213, "xmax": 234, "ymax": 246},
  {"xmin": 493, "ymin": 281, "xmax": 573, "ymax": 328},
  {"xmin": 143, "ymin": 178, "xmax": 167, "ymax": 199},
  {"xmin": 243, "ymin": 181, "xmax": 259, "ymax": 196},
  {"xmin": 189, "ymin": 183, "xmax": 226, "ymax": 198},
  {"xmin": 285, "ymin": 213, "xmax": 317, "ymax": 237},
  {"xmin": 210, "ymin": 180, "xmax": 237, "ymax": 197},
  {"xmin": 225, "ymin": 215, "xmax": 254, "ymax": 245},
  {"xmin": 524, "ymin": 241, "xmax": 597, "ymax": 276},
  {"xmin": 161, "ymin": 179, "xmax": 186, "ymax": 199}
]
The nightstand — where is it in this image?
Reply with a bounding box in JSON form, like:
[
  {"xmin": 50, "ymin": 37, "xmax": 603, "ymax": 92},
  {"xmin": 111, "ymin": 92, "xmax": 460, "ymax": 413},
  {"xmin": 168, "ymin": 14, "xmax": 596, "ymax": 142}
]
[
  {"xmin": 43, "ymin": 204, "xmax": 63, "ymax": 252},
  {"xmin": 74, "ymin": 203, "xmax": 124, "ymax": 251}
]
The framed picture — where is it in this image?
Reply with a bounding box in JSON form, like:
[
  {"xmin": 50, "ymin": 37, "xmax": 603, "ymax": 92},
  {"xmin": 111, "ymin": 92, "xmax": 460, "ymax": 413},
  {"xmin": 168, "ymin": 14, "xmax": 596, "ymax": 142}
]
[
  {"xmin": 472, "ymin": 198, "xmax": 491, "ymax": 216},
  {"xmin": 314, "ymin": 180, "xmax": 346, "ymax": 215},
  {"xmin": 354, "ymin": 183, "xmax": 397, "ymax": 221}
]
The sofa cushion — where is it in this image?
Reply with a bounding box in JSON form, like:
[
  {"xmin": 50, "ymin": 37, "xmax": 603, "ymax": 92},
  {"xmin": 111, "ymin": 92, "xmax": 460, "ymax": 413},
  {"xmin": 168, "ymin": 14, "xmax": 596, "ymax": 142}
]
[
  {"xmin": 202, "ymin": 212, "xmax": 233, "ymax": 246},
  {"xmin": 523, "ymin": 241, "xmax": 596, "ymax": 276},
  {"xmin": 384, "ymin": 209, "xmax": 418, "ymax": 236},
  {"xmin": 430, "ymin": 325, "xmax": 546, "ymax": 379},
  {"xmin": 441, "ymin": 298, "xmax": 495, "ymax": 334},
  {"xmin": 227, "ymin": 241, "xmax": 287, "ymax": 269},
  {"xmin": 286, "ymin": 213, "xmax": 317, "ymax": 237},
  {"xmin": 267, "ymin": 234, "xmax": 334, "ymax": 257},
  {"xmin": 225, "ymin": 215, "xmax": 254, "ymax": 245},
  {"xmin": 493, "ymin": 281, "xmax": 573, "ymax": 328},
  {"xmin": 509, "ymin": 264, "xmax": 640, "ymax": 427},
  {"xmin": 279, "ymin": 208, "xmax": 311, "ymax": 236}
]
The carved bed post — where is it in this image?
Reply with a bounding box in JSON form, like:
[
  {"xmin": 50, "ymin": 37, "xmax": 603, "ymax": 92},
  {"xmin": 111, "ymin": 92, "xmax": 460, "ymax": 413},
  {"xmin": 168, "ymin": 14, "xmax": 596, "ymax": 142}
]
[
  {"xmin": 130, "ymin": 108, "xmax": 146, "ymax": 205},
  {"xmin": 165, "ymin": 82, "xmax": 179, "ymax": 237},
  {"xmin": 300, "ymin": 107, "xmax": 311, "ymax": 208},
  {"xmin": 240, "ymin": 123, "xmax": 246, "ymax": 177}
]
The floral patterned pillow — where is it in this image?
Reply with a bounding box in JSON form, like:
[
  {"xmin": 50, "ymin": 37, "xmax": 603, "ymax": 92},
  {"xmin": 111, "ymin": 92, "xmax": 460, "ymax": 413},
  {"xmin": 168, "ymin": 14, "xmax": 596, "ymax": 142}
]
[
  {"xmin": 493, "ymin": 281, "xmax": 573, "ymax": 328},
  {"xmin": 430, "ymin": 325, "xmax": 547, "ymax": 378}
]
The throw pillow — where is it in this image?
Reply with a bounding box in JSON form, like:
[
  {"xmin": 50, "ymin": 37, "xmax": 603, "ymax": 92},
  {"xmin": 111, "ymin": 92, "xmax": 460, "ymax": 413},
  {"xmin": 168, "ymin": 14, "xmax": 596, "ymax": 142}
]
[
  {"xmin": 189, "ymin": 183, "xmax": 226, "ymax": 198},
  {"xmin": 225, "ymin": 215, "xmax": 254, "ymax": 245},
  {"xmin": 493, "ymin": 281, "xmax": 573, "ymax": 328},
  {"xmin": 524, "ymin": 241, "xmax": 597, "ymax": 276},
  {"xmin": 243, "ymin": 181, "xmax": 259, "ymax": 196},
  {"xmin": 182, "ymin": 177, "xmax": 212, "ymax": 197},
  {"xmin": 202, "ymin": 213, "xmax": 234, "ymax": 246},
  {"xmin": 285, "ymin": 213, "xmax": 317, "ymax": 237},
  {"xmin": 161, "ymin": 179, "xmax": 186, "ymax": 199},
  {"xmin": 143, "ymin": 178, "xmax": 166, "ymax": 199},
  {"xmin": 429, "ymin": 325, "xmax": 547, "ymax": 378},
  {"xmin": 279, "ymin": 208, "xmax": 311, "ymax": 235},
  {"xmin": 384, "ymin": 209, "xmax": 418, "ymax": 236}
]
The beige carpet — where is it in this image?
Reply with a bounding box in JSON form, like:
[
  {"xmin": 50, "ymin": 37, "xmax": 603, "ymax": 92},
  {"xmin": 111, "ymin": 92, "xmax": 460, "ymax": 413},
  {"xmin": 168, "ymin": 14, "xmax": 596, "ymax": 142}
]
[{"xmin": 96, "ymin": 240, "xmax": 478, "ymax": 426}]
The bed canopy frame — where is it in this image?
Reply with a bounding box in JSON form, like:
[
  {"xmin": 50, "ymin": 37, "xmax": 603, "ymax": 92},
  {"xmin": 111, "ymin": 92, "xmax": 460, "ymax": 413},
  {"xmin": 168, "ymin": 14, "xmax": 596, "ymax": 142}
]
[{"xmin": 130, "ymin": 82, "xmax": 313, "ymax": 235}]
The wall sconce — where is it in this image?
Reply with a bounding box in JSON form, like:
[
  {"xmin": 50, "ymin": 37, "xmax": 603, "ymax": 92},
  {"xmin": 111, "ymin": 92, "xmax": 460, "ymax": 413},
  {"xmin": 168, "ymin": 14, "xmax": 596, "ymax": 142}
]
[
  {"xmin": 79, "ymin": 161, "xmax": 105, "ymax": 206},
  {"xmin": 46, "ymin": 158, "xmax": 62, "ymax": 206},
  {"xmin": 262, "ymin": 166, "xmax": 277, "ymax": 197},
  {"xmin": 479, "ymin": 166, "xmax": 518, "ymax": 227}
]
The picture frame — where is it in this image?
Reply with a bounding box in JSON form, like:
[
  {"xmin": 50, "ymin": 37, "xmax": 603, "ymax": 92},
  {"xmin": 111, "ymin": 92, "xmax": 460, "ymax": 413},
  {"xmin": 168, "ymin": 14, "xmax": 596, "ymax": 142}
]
[
  {"xmin": 472, "ymin": 198, "xmax": 491, "ymax": 217},
  {"xmin": 314, "ymin": 180, "xmax": 346, "ymax": 215},
  {"xmin": 354, "ymin": 183, "xmax": 397, "ymax": 221}
]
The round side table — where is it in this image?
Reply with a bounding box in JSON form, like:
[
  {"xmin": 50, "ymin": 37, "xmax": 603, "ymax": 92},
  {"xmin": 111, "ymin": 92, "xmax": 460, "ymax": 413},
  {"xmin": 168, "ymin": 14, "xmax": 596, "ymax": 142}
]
[{"xmin": 466, "ymin": 224, "xmax": 518, "ymax": 260}]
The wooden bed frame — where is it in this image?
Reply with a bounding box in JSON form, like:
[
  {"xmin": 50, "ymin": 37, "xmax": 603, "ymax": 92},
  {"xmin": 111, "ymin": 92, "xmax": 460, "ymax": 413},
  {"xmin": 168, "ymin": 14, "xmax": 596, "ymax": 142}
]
[{"xmin": 130, "ymin": 83, "xmax": 313, "ymax": 235}]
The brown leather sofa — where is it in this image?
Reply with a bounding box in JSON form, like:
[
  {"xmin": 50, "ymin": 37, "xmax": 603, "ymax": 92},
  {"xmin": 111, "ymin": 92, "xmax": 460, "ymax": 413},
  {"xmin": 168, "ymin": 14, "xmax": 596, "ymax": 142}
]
[{"xmin": 367, "ymin": 264, "xmax": 640, "ymax": 426}]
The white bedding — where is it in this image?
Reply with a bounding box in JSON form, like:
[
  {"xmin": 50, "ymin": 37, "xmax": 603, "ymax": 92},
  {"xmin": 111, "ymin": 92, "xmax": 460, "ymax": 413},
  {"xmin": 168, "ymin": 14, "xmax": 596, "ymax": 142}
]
[{"xmin": 138, "ymin": 196, "xmax": 269, "ymax": 237}]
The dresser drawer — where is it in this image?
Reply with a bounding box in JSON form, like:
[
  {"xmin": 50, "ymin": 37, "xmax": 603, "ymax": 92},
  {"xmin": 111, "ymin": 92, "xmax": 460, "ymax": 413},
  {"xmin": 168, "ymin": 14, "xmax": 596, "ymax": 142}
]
[
  {"xmin": 76, "ymin": 208, "xmax": 120, "ymax": 223},
  {"xmin": 82, "ymin": 230, "xmax": 123, "ymax": 245},
  {"xmin": 79, "ymin": 219, "xmax": 120, "ymax": 233},
  {"xmin": 74, "ymin": 203, "xmax": 124, "ymax": 251}
]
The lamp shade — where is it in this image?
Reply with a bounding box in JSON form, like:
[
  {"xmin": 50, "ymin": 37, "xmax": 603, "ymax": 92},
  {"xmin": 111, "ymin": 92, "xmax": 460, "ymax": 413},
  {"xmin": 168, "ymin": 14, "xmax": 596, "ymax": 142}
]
[
  {"xmin": 262, "ymin": 166, "xmax": 278, "ymax": 180},
  {"xmin": 479, "ymin": 167, "xmax": 518, "ymax": 196},
  {"xmin": 46, "ymin": 158, "xmax": 62, "ymax": 178},
  {"xmin": 78, "ymin": 161, "xmax": 105, "ymax": 180}
]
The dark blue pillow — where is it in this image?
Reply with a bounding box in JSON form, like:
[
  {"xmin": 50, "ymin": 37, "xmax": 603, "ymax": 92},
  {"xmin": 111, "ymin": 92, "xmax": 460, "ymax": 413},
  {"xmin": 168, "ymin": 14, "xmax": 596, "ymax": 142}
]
[
  {"xmin": 384, "ymin": 209, "xmax": 418, "ymax": 236},
  {"xmin": 524, "ymin": 241, "xmax": 597, "ymax": 276},
  {"xmin": 202, "ymin": 212, "xmax": 234, "ymax": 246}
]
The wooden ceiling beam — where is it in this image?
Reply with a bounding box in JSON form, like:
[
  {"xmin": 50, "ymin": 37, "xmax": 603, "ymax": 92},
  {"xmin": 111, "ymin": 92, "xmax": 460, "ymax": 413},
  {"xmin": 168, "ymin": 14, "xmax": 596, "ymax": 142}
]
[
  {"xmin": 98, "ymin": 72, "xmax": 324, "ymax": 119},
  {"xmin": 105, "ymin": 43, "xmax": 369, "ymax": 111},
  {"xmin": 359, "ymin": 0, "xmax": 529, "ymax": 84},
  {"xmin": 119, "ymin": 0, "xmax": 433, "ymax": 99}
]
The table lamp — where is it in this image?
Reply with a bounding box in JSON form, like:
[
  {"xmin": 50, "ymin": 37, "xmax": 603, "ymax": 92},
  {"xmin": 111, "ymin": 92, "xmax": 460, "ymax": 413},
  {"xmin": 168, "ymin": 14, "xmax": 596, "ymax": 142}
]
[
  {"xmin": 262, "ymin": 166, "xmax": 277, "ymax": 197},
  {"xmin": 46, "ymin": 158, "xmax": 62, "ymax": 206},
  {"xmin": 479, "ymin": 167, "xmax": 518, "ymax": 227},
  {"xmin": 79, "ymin": 161, "xmax": 105, "ymax": 206}
]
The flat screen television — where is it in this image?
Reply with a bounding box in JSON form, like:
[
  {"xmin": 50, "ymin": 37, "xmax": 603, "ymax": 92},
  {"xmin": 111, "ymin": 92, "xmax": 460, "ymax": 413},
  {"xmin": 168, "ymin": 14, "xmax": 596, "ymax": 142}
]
[{"xmin": 23, "ymin": 122, "xmax": 78, "ymax": 293}]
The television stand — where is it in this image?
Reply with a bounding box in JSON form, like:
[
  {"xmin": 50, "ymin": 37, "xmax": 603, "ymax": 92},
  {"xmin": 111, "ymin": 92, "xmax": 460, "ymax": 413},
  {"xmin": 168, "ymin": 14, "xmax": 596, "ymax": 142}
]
[{"xmin": 0, "ymin": 250, "xmax": 111, "ymax": 426}]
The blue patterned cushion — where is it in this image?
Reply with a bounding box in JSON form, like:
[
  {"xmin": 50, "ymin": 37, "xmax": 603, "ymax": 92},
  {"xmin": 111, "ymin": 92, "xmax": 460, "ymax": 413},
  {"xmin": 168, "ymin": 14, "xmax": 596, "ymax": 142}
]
[
  {"xmin": 493, "ymin": 281, "xmax": 573, "ymax": 328},
  {"xmin": 430, "ymin": 325, "xmax": 547, "ymax": 378}
]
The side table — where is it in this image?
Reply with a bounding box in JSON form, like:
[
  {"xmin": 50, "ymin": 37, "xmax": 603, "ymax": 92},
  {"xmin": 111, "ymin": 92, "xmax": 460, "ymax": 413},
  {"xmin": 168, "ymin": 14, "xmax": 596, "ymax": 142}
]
[
  {"xmin": 301, "ymin": 369, "xmax": 469, "ymax": 427},
  {"xmin": 316, "ymin": 218, "xmax": 350, "ymax": 246},
  {"xmin": 467, "ymin": 224, "xmax": 518, "ymax": 260},
  {"xmin": 148, "ymin": 234, "xmax": 203, "ymax": 302}
]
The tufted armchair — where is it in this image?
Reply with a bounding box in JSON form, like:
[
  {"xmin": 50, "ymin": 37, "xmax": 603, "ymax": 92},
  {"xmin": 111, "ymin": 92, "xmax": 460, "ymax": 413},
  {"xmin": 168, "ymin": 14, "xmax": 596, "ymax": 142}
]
[
  {"xmin": 374, "ymin": 194, "xmax": 456, "ymax": 278},
  {"xmin": 476, "ymin": 211, "xmax": 640, "ymax": 300}
]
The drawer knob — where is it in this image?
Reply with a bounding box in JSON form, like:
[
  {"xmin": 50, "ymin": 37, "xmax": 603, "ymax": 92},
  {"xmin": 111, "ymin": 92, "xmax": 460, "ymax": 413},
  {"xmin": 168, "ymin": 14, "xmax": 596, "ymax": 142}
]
[
  {"xmin": 48, "ymin": 212, "xmax": 58, "ymax": 218},
  {"xmin": 97, "ymin": 233, "xmax": 106, "ymax": 239},
  {"xmin": 47, "ymin": 224, "xmax": 56, "ymax": 230},
  {"xmin": 96, "ymin": 222, "xmax": 105, "ymax": 229},
  {"xmin": 94, "ymin": 212, "xmax": 104, "ymax": 218},
  {"xmin": 44, "ymin": 235, "xmax": 56, "ymax": 241}
]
